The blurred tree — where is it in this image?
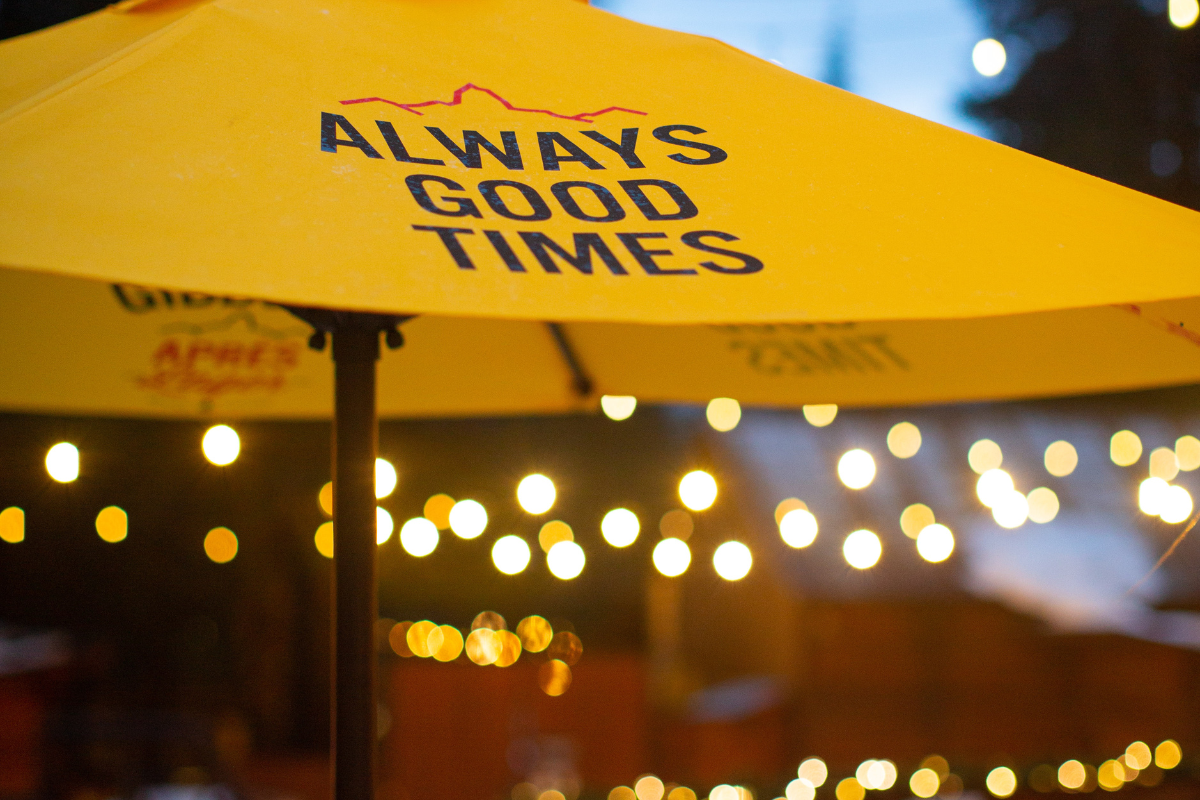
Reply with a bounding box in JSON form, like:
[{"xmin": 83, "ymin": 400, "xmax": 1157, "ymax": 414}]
[{"xmin": 968, "ymin": 0, "xmax": 1200, "ymax": 209}]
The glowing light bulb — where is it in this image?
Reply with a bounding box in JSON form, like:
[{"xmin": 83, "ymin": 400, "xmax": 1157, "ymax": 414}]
[
  {"xmin": 45, "ymin": 442, "xmax": 79, "ymax": 482},
  {"xmin": 448, "ymin": 499, "xmax": 488, "ymax": 539},
  {"xmin": 916, "ymin": 524, "xmax": 954, "ymax": 563},
  {"xmin": 601, "ymin": 508, "xmax": 640, "ymax": 547},
  {"xmin": 492, "ymin": 535, "xmax": 531, "ymax": 574},
  {"xmin": 706, "ymin": 398, "xmax": 742, "ymax": 432},
  {"xmin": 653, "ymin": 537, "xmax": 691, "ymax": 577},
  {"xmin": 517, "ymin": 474, "xmax": 556, "ymax": 514},
  {"xmin": 973, "ymin": 38, "xmax": 1006, "ymax": 76},
  {"xmin": 601, "ymin": 395, "xmax": 637, "ymax": 420},
  {"xmin": 375, "ymin": 458, "xmax": 397, "ymax": 498},
  {"xmin": 837, "ymin": 449, "xmax": 876, "ymax": 489},
  {"xmin": 399, "ymin": 516, "xmax": 438, "ymax": 555},
  {"xmin": 713, "ymin": 541, "xmax": 752, "ymax": 581},
  {"xmin": 843, "ymin": 529, "xmax": 881, "ymax": 569},
  {"xmin": 202, "ymin": 425, "xmax": 239, "ymax": 466},
  {"xmin": 547, "ymin": 540, "xmax": 585, "ymax": 579},
  {"xmin": 679, "ymin": 470, "xmax": 717, "ymax": 511},
  {"xmin": 780, "ymin": 508, "xmax": 818, "ymax": 548}
]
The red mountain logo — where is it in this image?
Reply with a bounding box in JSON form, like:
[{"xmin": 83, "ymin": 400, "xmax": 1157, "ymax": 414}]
[{"xmin": 340, "ymin": 83, "xmax": 647, "ymax": 123}]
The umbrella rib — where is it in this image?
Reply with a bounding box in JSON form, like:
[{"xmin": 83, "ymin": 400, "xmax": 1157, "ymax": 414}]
[{"xmin": 545, "ymin": 322, "xmax": 593, "ymax": 399}]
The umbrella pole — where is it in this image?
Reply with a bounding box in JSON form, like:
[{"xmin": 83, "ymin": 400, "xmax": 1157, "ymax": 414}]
[{"xmin": 331, "ymin": 327, "xmax": 380, "ymax": 800}]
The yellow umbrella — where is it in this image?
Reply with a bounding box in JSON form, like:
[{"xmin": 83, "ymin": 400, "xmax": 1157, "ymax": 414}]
[{"xmin": 5, "ymin": 0, "xmax": 1200, "ymax": 794}]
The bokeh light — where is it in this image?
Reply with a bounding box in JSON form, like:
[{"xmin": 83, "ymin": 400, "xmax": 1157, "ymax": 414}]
[
  {"xmin": 374, "ymin": 458, "xmax": 397, "ymax": 499},
  {"xmin": 921, "ymin": 756, "xmax": 950, "ymax": 780},
  {"xmin": 679, "ymin": 470, "xmax": 718, "ymax": 510},
  {"xmin": 601, "ymin": 395, "xmax": 637, "ymax": 421},
  {"xmin": 900, "ymin": 503, "xmax": 935, "ymax": 539},
  {"xmin": 1150, "ymin": 447, "xmax": 1180, "ymax": 481},
  {"xmin": 376, "ymin": 507, "xmax": 395, "ymax": 545},
  {"xmin": 709, "ymin": 786, "xmax": 737, "ymax": 800},
  {"xmin": 856, "ymin": 760, "xmax": 896, "ymax": 790},
  {"xmin": 493, "ymin": 629, "xmax": 522, "ymax": 667},
  {"xmin": 202, "ymin": 425, "xmax": 239, "ymax": 466},
  {"xmin": 660, "ymin": 509, "xmax": 694, "ymax": 540},
  {"xmin": 46, "ymin": 442, "xmax": 79, "ymax": 483},
  {"xmin": 992, "ymin": 491, "xmax": 1030, "ymax": 529},
  {"xmin": 472, "ymin": 611, "xmax": 506, "ymax": 631},
  {"xmin": 1156, "ymin": 740, "xmax": 1182, "ymax": 769},
  {"xmin": 1027, "ymin": 487, "xmax": 1060, "ymax": 524},
  {"xmin": 976, "ymin": 468, "xmax": 1015, "ymax": 508},
  {"xmin": 602, "ymin": 508, "xmax": 640, "ymax": 547},
  {"xmin": 448, "ymin": 499, "xmax": 487, "ymax": 539},
  {"xmin": 406, "ymin": 621, "xmax": 437, "ymax": 658},
  {"xmin": 1177, "ymin": 435, "xmax": 1200, "ymax": 471},
  {"xmin": 388, "ymin": 621, "xmax": 413, "ymax": 657},
  {"xmin": 517, "ymin": 474, "xmax": 556, "ymax": 514},
  {"xmin": 0, "ymin": 507, "xmax": 24, "ymax": 544},
  {"xmin": 1044, "ymin": 440, "xmax": 1078, "ymax": 477},
  {"xmin": 1139, "ymin": 477, "xmax": 1170, "ymax": 516},
  {"xmin": 95, "ymin": 506, "xmax": 128, "ymax": 543},
  {"xmin": 610, "ymin": 788, "xmax": 637, "ymax": 800},
  {"xmin": 653, "ymin": 538, "xmax": 691, "ymax": 577},
  {"xmin": 968, "ymin": 439, "xmax": 1003, "ymax": 474},
  {"xmin": 204, "ymin": 527, "xmax": 238, "ymax": 564},
  {"xmin": 916, "ymin": 524, "xmax": 954, "ymax": 563},
  {"xmin": 802, "ymin": 404, "xmax": 838, "ymax": 427},
  {"xmin": 834, "ymin": 778, "xmax": 864, "ymax": 800},
  {"xmin": 423, "ymin": 494, "xmax": 455, "ymax": 529},
  {"xmin": 635, "ymin": 775, "xmax": 665, "ymax": 800},
  {"xmin": 517, "ymin": 616, "xmax": 553, "ymax": 652},
  {"xmin": 706, "ymin": 398, "xmax": 742, "ymax": 432},
  {"xmin": 432, "ymin": 625, "xmax": 464, "ymax": 661},
  {"xmin": 985, "ymin": 767, "xmax": 1017, "ymax": 798},
  {"xmin": 780, "ymin": 509, "xmax": 818, "ymax": 548},
  {"xmin": 785, "ymin": 779, "xmax": 814, "ymax": 800},
  {"xmin": 1126, "ymin": 742, "xmax": 1152, "ymax": 770},
  {"xmin": 539, "ymin": 520, "xmax": 575, "ymax": 553},
  {"xmin": 775, "ymin": 498, "xmax": 807, "ymax": 525},
  {"xmin": 319, "ymin": 482, "xmax": 333, "ymax": 516},
  {"xmin": 1097, "ymin": 760, "xmax": 1123, "ymax": 791},
  {"xmin": 547, "ymin": 631, "xmax": 583, "ymax": 665},
  {"xmin": 887, "ymin": 422, "xmax": 922, "ymax": 458},
  {"xmin": 1170, "ymin": 0, "xmax": 1200, "ymax": 28},
  {"xmin": 1058, "ymin": 760, "xmax": 1085, "ymax": 790},
  {"xmin": 843, "ymin": 529, "xmax": 881, "ymax": 569},
  {"xmin": 465, "ymin": 628, "xmax": 501, "ymax": 665},
  {"xmin": 713, "ymin": 541, "xmax": 752, "ymax": 581},
  {"xmin": 314, "ymin": 522, "xmax": 334, "ymax": 558},
  {"xmin": 972, "ymin": 38, "xmax": 1007, "ymax": 76},
  {"xmin": 399, "ymin": 516, "xmax": 437, "ymax": 555},
  {"xmin": 909, "ymin": 769, "xmax": 939, "ymax": 799},
  {"xmin": 798, "ymin": 758, "xmax": 828, "ymax": 787},
  {"xmin": 1111, "ymin": 430, "xmax": 1143, "ymax": 466},
  {"xmin": 667, "ymin": 788, "xmax": 697, "ymax": 800},
  {"xmin": 547, "ymin": 540, "xmax": 585, "ymax": 579},
  {"xmin": 538, "ymin": 659, "xmax": 572, "ymax": 696},
  {"xmin": 1161, "ymin": 485, "xmax": 1194, "ymax": 524},
  {"xmin": 492, "ymin": 535, "xmax": 531, "ymax": 574},
  {"xmin": 837, "ymin": 449, "xmax": 876, "ymax": 489}
]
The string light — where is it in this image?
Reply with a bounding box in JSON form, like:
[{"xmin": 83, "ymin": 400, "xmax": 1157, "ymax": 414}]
[
  {"xmin": 45, "ymin": 442, "xmax": 79, "ymax": 483},
  {"xmin": 204, "ymin": 527, "xmax": 238, "ymax": 564},
  {"xmin": 775, "ymin": 498, "xmax": 806, "ymax": 525},
  {"xmin": 635, "ymin": 776, "xmax": 665, "ymax": 800},
  {"xmin": 423, "ymin": 494, "xmax": 455, "ymax": 530},
  {"xmin": 601, "ymin": 508, "xmax": 640, "ymax": 547},
  {"xmin": 399, "ymin": 516, "xmax": 436, "ymax": 555},
  {"xmin": 201, "ymin": 425, "xmax": 239, "ymax": 466},
  {"xmin": 517, "ymin": 474, "xmax": 556, "ymax": 514},
  {"xmin": 837, "ymin": 449, "xmax": 876, "ymax": 489},
  {"xmin": 968, "ymin": 439, "xmax": 1003, "ymax": 473},
  {"xmin": 1027, "ymin": 487, "xmax": 1060, "ymax": 523},
  {"xmin": 0, "ymin": 507, "xmax": 25, "ymax": 544},
  {"xmin": 1126, "ymin": 742, "xmax": 1152, "ymax": 770},
  {"xmin": 1176, "ymin": 436, "xmax": 1200, "ymax": 471},
  {"xmin": 992, "ymin": 491, "xmax": 1029, "ymax": 529},
  {"xmin": 1156, "ymin": 739, "xmax": 1182, "ymax": 769},
  {"xmin": 713, "ymin": 541, "xmax": 752, "ymax": 581},
  {"xmin": 785, "ymin": 779, "xmax": 814, "ymax": 800},
  {"xmin": 679, "ymin": 470, "xmax": 718, "ymax": 510},
  {"xmin": 1139, "ymin": 477, "xmax": 1170, "ymax": 516},
  {"xmin": 1149, "ymin": 447, "xmax": 1180, "ymax": 481},
  {"xmin": 1111, "ymin": 430, "xmax": 1143, "ymax": 466},
  {"xmin": 843, "ymin": 530, "xmax": 881, "ymax": 569},
  {"xmin": 448, "ymin": 499, "xmax": 487, "ymax": 539},
  {"xmin": 95, "ymin": 506, "xmax": 128, "ymax": 543},
  {"xmin": 909, "ymin": 769, "xmax": 939, "ymax": 798},
  {"xmin": 797, "ymin": 758, "xmax": 828, "ymax": 787},
  {"xmin": 375, "ymin": 458, "xmax": 397, "ymax": 499},
  {"xmin": 1044, "ymin": 440, "xmax": 1078, "ymax": 477},
  {"xmin": 802, "ymin": 404, "xmax": 837, "ymax": 427},
  {"xmin": 492, "ymin": 535, "xmax": 531, "ymax": 574},
  {"xmin": 916, "ymin": 524, "xmax": 954, "ymax": 563},
  {"xmin": 900, "ymin": 504, "xmax": 935, "ymax": 539},
  {"xmin": 539, "ymin": 520, "xmax": 574, "ymax": 553},
  {"xmin": 706, "ymin": 398, "xmax": 742, "ymax": 432},
  {"xmin": 976, "ymin": 469, "xmax": 1014, "ymax": 508},
  {"xmin": 547, "ymin": 540, "xmax": 585, "ymax": 579},
  {"xmin": 887, "ymin": 422, "xmax": 922, "ymax": 458},
  {"xmin": 1161, "ymin": 485, "xmax": 1193, "ymax": 524},
  {"xmin": 601, "ymin": 395, "xmax": 637, "ymax": 421},
  {"xmin": 779, "ymin": 508, "xmax": 818, "ymax": 548},
  {"xmin": 985, "ymin": 767, "xmax": 1016, "ymax": 798},
  {"xmin": 653, "ymin": 537, "xmax": 691, "ymax": 577}
]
